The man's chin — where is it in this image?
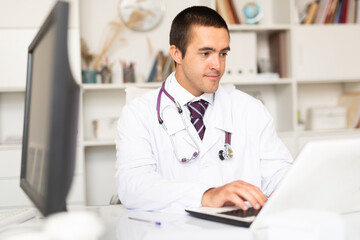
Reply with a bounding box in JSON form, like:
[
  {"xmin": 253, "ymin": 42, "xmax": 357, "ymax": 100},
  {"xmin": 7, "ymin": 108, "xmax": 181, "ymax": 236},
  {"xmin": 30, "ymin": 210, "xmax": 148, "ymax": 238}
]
[{"xmin": 204, "ymin": 84, "xmax": 220, "ymax": 94}]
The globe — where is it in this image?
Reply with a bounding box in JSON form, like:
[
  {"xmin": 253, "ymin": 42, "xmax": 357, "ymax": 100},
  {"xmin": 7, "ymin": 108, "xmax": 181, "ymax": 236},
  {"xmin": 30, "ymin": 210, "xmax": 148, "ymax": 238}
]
[{"xmin": 243, "ymin": 2, "xmax": 263, "ymax": 24}]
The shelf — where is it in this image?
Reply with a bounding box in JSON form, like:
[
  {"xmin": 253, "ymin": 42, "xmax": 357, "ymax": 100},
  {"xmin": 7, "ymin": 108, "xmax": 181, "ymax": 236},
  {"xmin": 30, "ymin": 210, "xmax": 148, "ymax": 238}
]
[
  {"xmin": 294, "ymin": 24, "xmax": 360, "ymax": 28},
  {"xmin": 82, "ymin": 84, "xmax": 126, "ymax": 91},
  {"xmin": 0, "ymin": 144, "xmax": 22, "ymax": 150},
  {"xmin": 81, "ymin": 82, "xmax": 162, "ymax": 91},
  {"xmin": 83, "ymin": 140, "xmax": 115, "ymax": 147},
  {"xmin": 297, "ymin": 77, "xmax": 360, "ymax": 84},
  {"xmin": 128, "ymin": 82, "xmax": 162, "ymax": 88},
  {"xmin": 81, "ymin": 79, "xmax": 292, "ymax": 92},
  {"xmin": 278, "ymin": 131, "xmax": 297, "ymax": 137},
  {"xmin": 224, "ymin": 78, "xmax": 293, "ymax": 86},
  {"xmin": 228, "ymin": 24, "xmax": 291, "ymax": 32},
  {"xmin": 296, "ymin": 129, "xmax": 360, "ymax": 137},
  {"xmin": 0, "ymin": 86, "xmax": 25, "ymax": 93}
]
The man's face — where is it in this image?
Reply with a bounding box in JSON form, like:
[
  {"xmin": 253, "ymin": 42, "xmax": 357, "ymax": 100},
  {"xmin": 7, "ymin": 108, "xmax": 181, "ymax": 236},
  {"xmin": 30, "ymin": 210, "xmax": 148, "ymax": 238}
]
[{"xmin": 173, "ymin": 25, "xmax": 230, "ymax": 97}]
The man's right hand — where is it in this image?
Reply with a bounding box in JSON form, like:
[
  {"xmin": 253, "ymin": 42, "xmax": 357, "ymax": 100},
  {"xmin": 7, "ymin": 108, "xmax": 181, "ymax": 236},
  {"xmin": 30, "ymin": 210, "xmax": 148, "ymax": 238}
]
[{"xmin": 201, "ymin": 180, "xmax": 267, "ymax": 210}]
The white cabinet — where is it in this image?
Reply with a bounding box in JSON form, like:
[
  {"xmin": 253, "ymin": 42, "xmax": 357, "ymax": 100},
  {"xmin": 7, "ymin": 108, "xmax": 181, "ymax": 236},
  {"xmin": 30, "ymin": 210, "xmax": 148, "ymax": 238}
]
[
  {"xmin": 223, "ymin": 32, "xmax": 257, "ymax": 80},
  {"xmin": 79, "ymin": 0, "xmax": 360, "ymax": 205},
  {"xmin": 293, "ymin": 25, "xmax": 360, "ymax": 80}
]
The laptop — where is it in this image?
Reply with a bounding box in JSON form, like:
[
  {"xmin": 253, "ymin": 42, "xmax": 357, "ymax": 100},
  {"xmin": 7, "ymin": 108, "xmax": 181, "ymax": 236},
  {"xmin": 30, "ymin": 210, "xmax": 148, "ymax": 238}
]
[{"xmin": 185, "ymin": 138, "xmax": 360, "ymax": 229}]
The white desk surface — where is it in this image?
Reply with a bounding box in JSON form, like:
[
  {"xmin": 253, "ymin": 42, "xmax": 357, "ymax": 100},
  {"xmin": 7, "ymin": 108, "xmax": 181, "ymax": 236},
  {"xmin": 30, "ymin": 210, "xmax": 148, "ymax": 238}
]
[
  {"xmin": 97, "ymin": 205, "xmax": 252, "ymax": 240},
  {"xmin": 1, "ymin": 205, "xmax": 359, "ymax": 240}
]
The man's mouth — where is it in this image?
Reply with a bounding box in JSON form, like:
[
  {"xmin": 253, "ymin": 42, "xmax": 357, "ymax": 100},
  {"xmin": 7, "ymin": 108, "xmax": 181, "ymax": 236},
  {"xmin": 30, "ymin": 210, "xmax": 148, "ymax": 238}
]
[{"xmin": 204, "ymin": 72, "xmax": 220, "ymax": 79}]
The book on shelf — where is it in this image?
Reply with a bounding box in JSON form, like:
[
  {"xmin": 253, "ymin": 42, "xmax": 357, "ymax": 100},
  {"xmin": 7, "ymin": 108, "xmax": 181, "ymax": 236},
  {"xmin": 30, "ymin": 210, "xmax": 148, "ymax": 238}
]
[
  {"xmin": 227, "ymin": 0, "xmax": 241, "ymax": 24},
  {"xmin": 314, "ymin": 0, "xmax": 331, "ymax": 23},
  {"xmin": 340, "ymin": 0, "xmax": 349, "ymax": 23},
  {"xmin": 296, "ymin": 0, "xmax": 318, "ymax": 23},
  {"xmin": 333, "ymin": 0, "xmax": 343, "ymax": 23},
  {"xmin": 161, "ymin": 54, "xmax": 175, "ymax": 81},
  {"xmin": 356, "ymin": 0, "xmax": 360, "ymax": 23},
  {"xmin": 269, "ymin": 31, "xmax": 287, "ymax": 78},
  {"xmin": 346, "ymin": 0, "xmax": 355, "ymax": 22},
  {"xmin": 147, "ymin": 51, "xmax": 174, "ymax": 83},
  {"xmin": 146, "ymin": 56, "xmax": 158, "ymax": 82},
  {"xmin": 216, "ymin": 0, "xmax": 240, "ymax": 24},
  {"xmin": 338, "ymin": 92, "xmax": 360, "ymax": 128},
  {"xmin": 304, "ymin": 1, "xmax": 320, "ymax": 24},
  {"xmin": 155, "ymin": 51, "xmax": 164, "ymax": 82},
  {"xmin": 324, "ymin": 0, "xmax": 338, "ymax": 23},
  {"xmin": 306, "ymin": 0, "xmax": 359, "ymax": 24}
]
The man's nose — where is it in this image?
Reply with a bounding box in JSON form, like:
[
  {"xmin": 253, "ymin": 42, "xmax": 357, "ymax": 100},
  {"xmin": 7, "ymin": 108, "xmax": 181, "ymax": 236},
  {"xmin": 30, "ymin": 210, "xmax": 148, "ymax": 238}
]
[{"xmin": 210, "ymin": 55, "xmax": 220, "ymax": 70}]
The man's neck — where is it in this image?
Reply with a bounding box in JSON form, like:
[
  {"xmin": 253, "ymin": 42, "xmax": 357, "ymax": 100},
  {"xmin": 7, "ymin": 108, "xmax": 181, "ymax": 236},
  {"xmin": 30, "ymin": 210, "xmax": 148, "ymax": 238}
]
[{"xmin": 174, "ymin": 67, "xmax": 202, "ymax": 97}]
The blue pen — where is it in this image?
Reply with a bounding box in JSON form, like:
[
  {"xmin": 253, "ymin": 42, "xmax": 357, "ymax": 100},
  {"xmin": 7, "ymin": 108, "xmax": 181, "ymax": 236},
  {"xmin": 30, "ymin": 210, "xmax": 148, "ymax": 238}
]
[{"xmin": 128, "ymin": 216, "xmax": 161, "ymax": 226}]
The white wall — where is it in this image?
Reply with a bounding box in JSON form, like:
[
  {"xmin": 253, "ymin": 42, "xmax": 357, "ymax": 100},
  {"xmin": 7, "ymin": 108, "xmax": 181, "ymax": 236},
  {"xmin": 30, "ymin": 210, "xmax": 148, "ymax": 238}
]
[
  {"xmin": 79, "ymin": 0, "xmax": 215, "ymax": 205},
  {"xmin": 79, "ymin": 0, "xmax": 214, "ymax": 84}
]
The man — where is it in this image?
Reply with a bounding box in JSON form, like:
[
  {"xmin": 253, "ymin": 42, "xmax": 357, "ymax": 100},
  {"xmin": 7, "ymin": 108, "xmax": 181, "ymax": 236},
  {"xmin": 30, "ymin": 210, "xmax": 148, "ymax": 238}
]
[{"xmin": 115, "ymin": 6, "xmax": 292, "ymax": 212}]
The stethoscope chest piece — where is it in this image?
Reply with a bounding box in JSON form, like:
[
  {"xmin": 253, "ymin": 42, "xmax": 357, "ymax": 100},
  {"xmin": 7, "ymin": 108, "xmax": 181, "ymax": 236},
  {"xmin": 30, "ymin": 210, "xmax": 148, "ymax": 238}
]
[{"xmin": 218, "ymin": 144, "xmax": 233, "ymax": 160}]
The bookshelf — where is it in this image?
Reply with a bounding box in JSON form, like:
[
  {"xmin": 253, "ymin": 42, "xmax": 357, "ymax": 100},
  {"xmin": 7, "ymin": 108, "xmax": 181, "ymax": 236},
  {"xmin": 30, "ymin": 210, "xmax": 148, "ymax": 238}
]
[
  {"xmin": 76, "ymin": 0, "xmax": 360, "ymax": 205},
  {"xmin": 212, "ymin": 0, "xmax": 360, "ymax": 157},
  {"xmin": 0, "ymin": 0, "xmax": 359, "ymax": 207}
]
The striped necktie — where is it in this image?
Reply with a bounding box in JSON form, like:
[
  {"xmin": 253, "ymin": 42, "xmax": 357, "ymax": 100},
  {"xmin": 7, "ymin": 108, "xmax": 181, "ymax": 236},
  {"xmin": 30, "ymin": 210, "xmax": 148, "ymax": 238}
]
[{"xmin": 187, "ymin": 99, "xmax": 209, "ymax": 140}]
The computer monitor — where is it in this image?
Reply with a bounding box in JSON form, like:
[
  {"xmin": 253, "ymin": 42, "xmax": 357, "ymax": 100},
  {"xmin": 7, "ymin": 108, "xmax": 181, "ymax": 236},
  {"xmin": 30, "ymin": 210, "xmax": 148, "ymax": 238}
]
[{"xmin": 20, "ymin": 1, "xmax": 79, "ymax": 216}]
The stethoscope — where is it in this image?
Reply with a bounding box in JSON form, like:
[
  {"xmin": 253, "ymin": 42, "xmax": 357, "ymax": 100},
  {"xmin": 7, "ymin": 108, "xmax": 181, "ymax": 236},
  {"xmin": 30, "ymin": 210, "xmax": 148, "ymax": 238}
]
[{"xmin": 156, "ymin": 80, "xmax": 233, "ymax": 163}]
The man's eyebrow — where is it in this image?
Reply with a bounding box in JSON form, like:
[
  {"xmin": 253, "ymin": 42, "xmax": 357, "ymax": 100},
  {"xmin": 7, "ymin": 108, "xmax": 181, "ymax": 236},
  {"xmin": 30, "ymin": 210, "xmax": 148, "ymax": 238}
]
[
  {"xmin": 198, "ymin": 46, "xmax": 231, "ymax": 52},
  {"xmin": 198, "ymin": 47, "xmax": 216, "ymax": 51},
  {"xmin": 221, "ymin": 46, "xmax": 230, "ymax": 52}
]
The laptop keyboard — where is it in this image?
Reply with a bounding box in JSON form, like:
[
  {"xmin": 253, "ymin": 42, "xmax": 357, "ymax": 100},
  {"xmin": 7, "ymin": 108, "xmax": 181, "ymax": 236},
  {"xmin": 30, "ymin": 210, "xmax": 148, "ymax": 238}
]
[{"xmin": 218, "ymin": 207, "xmax": 261, "ymax": 218}]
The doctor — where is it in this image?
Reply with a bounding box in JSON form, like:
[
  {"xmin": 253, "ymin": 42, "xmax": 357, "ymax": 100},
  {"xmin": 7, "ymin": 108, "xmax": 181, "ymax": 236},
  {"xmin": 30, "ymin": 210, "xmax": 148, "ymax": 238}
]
[{"xmin": 115, "ymin": 6, "xmax": 293, "ymax": 212}]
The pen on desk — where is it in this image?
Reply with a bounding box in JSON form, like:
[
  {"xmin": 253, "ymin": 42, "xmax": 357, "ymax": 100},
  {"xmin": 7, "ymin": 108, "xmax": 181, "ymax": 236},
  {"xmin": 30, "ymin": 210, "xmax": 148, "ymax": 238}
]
[{"xmin": 128, "ymin": 217, "xmax": 161, "ymax": 226}]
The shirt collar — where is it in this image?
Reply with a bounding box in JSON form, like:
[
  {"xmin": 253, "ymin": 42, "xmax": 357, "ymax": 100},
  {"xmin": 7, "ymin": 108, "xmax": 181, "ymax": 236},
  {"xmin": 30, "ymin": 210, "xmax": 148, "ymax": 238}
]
[{"xmin": 167, "ymin": 72, "xmax": 214, "ymax": 106}]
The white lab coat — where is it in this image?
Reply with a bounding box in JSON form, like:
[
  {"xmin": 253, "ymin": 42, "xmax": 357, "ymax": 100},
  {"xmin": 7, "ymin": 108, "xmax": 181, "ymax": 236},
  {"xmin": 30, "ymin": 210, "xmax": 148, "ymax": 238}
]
[{"xmin": 115, "ymin": 73, "xmax": 293, "ymax": 212}]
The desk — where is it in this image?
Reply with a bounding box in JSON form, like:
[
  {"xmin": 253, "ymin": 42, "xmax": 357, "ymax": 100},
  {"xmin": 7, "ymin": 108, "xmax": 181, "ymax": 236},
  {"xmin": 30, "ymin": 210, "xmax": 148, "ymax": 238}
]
[
  {"xmin": 97, "ymin": 205, "xmax": 252, "ymax": 240},
  {"xmin": 1, "ymin": 205, "xmax": 360, "ymax": 240}
]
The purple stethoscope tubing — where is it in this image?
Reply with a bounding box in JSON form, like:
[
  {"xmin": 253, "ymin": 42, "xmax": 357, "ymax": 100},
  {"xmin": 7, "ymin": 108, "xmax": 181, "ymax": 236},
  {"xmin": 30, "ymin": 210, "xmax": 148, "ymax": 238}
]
[{"xmin": 156, "ymin": 81, "xmax": 233, "ymax": 162}]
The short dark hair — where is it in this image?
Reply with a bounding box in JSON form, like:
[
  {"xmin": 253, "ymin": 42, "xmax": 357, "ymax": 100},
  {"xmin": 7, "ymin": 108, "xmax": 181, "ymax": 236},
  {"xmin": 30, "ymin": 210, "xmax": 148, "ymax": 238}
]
[{"xmin": 169, "ymin": 6, "xmax": 229, "ymax": 58}]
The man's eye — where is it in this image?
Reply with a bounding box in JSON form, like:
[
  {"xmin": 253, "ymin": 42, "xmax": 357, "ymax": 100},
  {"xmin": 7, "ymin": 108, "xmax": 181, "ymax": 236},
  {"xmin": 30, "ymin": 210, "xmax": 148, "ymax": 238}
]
[
  {"xmin": 220, "ymin": 52, "xmax": 228, "ymax": 57},
  {"xmin": 201, "ymin": 52, "xmax": 209, "ymax": 56}
]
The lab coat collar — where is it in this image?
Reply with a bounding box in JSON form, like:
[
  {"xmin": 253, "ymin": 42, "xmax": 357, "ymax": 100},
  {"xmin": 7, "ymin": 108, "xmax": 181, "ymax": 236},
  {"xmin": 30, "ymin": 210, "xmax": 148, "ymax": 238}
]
[
  {"xmin": 159, "ymin": 74, "xmax": 234, "ymax": 138},
  {"xmin": 211, "ymin": 85, "xmax": 233, "ymax": 134},
  {"xmin": 168, "ymin": 72, "xmax": 214, "ymax": 106}
]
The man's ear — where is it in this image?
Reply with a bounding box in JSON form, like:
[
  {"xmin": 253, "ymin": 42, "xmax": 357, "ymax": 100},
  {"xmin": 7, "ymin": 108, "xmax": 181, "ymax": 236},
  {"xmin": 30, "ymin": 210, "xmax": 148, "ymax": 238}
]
[{"xmin": 170, "ymin": 45, "xmax": 182, "ymax": 65}]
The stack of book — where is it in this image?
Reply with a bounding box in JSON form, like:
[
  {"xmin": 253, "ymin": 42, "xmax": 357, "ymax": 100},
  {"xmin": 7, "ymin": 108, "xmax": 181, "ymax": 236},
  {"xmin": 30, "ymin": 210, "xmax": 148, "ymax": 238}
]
[
  {"xmin": 147, "ymin": 51, "xmax": 175, "ymax": 83},
  {"xmin": 216, "ymin": 0, "xmax": 241, "ymax": 24},
  {"xmin": 299, "ymin": 0, "xmax": 360, "ymax": 24}
]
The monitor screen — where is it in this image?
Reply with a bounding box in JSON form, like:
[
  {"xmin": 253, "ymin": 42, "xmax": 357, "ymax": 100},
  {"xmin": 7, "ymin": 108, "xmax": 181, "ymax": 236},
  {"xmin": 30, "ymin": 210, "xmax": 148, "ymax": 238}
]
[{"xmin": 20, "ymin": 1, "xmax": 79, "ymax": 216}]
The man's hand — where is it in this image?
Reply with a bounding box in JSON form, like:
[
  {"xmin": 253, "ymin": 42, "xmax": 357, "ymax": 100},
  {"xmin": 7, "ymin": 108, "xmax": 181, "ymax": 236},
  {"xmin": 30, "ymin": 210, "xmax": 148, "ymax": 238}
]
[{"xmin": 201, "ymin": 180, "xmax": 267, "ymax": 210}]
